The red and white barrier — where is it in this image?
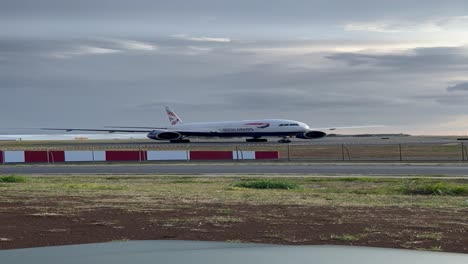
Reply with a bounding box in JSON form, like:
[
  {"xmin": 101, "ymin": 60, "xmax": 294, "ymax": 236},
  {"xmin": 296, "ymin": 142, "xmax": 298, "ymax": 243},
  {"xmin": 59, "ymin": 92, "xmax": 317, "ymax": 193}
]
[
  {"xmin": 147, "ymin": 150, "xmax": 188, "ymax": 161},
  {"xmin": 105, "ymin": 150, "xmax": 147, "ymax": 162},
  {"xmin": 190, "ymin": 151, "xmax": 233, "ymax": 160},
  {"xmin": 65, "ymin": 151, "xmax": 96, "ymax": 162},
  {"xmin": 4, "ymin": 151, "xmax": 25, "ymax": 163},
  {"xmin": 0, "ymin": 150, "xmax": 279, "ymax": 163}
]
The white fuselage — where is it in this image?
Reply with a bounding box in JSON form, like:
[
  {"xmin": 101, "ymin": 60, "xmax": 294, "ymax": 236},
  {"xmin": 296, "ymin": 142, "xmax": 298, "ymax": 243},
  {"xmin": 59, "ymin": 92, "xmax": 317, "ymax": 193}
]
[{"xmin": 162, "ymin": 119, "xmax": 310, "ymax": 137}]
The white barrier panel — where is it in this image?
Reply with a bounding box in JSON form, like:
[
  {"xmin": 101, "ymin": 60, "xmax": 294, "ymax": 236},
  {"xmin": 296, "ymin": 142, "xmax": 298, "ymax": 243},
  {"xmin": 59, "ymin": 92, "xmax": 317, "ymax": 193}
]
[
  {"xmin": 4, "ymin": 151, "xmax": 25, "ymax": 163},
  {"xmin": 93, "ymin": 151, "xmax": 106, "ymax": 161},
  {"xmin": 233, "ymin": 150, "xmax": 255, "ymax": 160},
  {"xmin": 65, "ymin": 151, "xmax": 94, "ymax": 162},
  {"xmin": 147, "ymin": 150, "xmax": 188, "ymax": 161}
]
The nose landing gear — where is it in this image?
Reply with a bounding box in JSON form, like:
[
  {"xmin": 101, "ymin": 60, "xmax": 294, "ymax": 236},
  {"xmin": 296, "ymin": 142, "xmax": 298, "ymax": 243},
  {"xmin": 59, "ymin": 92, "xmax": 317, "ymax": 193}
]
[{"xmin": 278, "ymin": 137, "xmax": 291, "ymax": 143}]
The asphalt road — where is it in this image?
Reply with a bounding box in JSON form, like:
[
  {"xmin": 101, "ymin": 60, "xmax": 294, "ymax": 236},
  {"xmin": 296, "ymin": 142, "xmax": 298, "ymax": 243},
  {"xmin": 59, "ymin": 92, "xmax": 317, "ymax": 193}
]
[{"xmin": 1, "ymin": 163, "xmax": 468, "ymax": 176}]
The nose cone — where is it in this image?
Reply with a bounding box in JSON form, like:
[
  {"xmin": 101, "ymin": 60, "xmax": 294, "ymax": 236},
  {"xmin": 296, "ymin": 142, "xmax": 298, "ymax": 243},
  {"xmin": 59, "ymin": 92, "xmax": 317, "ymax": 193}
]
[{"xmin": 299, "ymin": 122, "xmax": 310, "ymax": 131}]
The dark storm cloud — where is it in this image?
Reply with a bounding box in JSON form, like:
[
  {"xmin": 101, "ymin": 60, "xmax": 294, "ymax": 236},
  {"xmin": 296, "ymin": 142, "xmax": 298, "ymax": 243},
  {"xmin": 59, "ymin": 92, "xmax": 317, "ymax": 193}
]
[
  {"xmin": 225, "ymin": 91, "xmax": 406, "ymax": 111},
  {"xmin": 3, "ymin": 0, "xmax": 468, "ymax": 22},
  {"xmin": 1, "ymin": 1, "xmax": 468, "ymax": 134},
  {"xmin": 326, "ymin": 46, "xmax": 468, "ymax": 71},
  {"xmin": 447, "ymin": 82, "xmax": 468, "ymax": 92},
  {"xmin": 1, "ymin": 35, "xmax": 467, "ymax": 130},
  {"xmin": 2, "ymin": 0, "xmax": 468, "ymax": 38},
  {"xmin": 414, "ymin": 93, "xmax": 468, "ymax": 106}
]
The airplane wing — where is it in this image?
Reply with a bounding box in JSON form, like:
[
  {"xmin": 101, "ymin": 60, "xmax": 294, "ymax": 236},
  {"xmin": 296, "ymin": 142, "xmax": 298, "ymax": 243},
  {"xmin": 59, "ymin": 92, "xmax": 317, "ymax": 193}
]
[
  {"xmin": 311, "ymin": 125, "xmax": 386, "ymax": 131},
  {"xmin": 40, "ymin": 128, "xmax": 154, "ymax": 133},
  {"xmin": 104, "ymin": 126, "xmax": 167, "ymax": 129}
]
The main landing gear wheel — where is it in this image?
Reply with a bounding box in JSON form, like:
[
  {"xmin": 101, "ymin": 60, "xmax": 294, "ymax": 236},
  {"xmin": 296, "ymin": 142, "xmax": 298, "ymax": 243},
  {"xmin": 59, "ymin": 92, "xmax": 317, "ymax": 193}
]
[
  {"xmin": 170, "ymin": 139, "xmax": 191, "ymax": 143},
  {"xmin": 278, "ymin": 139, "xmax": 291, "ymax": 143},
  {"xmin": 246, "ymin": 138, "xmax": 268, "ymax": 143}
]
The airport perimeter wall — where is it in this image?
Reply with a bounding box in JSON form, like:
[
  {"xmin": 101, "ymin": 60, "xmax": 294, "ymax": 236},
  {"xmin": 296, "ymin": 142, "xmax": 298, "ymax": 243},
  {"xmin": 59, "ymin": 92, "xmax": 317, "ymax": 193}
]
[{"xmin": 0, "ymin": 150, "xmax": 280, "ymax": 164}]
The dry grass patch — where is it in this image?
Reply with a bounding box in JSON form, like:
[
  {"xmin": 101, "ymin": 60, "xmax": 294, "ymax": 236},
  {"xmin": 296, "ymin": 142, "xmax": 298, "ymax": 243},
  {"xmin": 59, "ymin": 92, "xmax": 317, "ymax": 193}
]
[
  {"xmin": 29, "ymin": 212, "xmax": 63, "ymax": 217},
  {"xmin": 415, "ymin": 232, "xmax": 443, "ymax": 240},
  {"xmin": 329, "ymin": 233, "xmax": 367, "ymax": 242}
]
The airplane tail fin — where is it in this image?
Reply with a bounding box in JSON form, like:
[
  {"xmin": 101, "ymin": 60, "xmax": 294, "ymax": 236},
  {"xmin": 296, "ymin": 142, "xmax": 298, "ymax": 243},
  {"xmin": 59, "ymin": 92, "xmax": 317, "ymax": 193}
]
[{"xmin": 165, "ymin": 106, "xmax": 183, "ymax": 126}]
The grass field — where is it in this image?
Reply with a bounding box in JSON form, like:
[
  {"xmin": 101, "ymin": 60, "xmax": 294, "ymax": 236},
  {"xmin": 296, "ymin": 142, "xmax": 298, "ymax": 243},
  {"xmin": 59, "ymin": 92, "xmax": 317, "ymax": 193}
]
[
  {"xmin": 1, "ymin": 175, "xmax": 467, "ymax": 208},
  {"xmin": 1, "ymin": 174, "xmax": 467, "ymax": 252}
]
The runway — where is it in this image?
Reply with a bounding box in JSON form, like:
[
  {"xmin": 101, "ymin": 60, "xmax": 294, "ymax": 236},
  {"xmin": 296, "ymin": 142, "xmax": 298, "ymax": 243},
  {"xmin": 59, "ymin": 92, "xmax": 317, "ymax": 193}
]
[{"xmin": 1, "ymin": 163, "xmax": 468, "ymax": 176}]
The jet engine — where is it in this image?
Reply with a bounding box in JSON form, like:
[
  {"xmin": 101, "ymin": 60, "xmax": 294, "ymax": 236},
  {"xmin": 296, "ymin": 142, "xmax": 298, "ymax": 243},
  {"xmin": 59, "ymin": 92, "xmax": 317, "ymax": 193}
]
[
  {"xmin": 147, "ymin": 131, "xmax": 182, "ymax": 140},
  {"xmin": 296, "ymin": 131, "xmax": 327, "ymax": 139}
]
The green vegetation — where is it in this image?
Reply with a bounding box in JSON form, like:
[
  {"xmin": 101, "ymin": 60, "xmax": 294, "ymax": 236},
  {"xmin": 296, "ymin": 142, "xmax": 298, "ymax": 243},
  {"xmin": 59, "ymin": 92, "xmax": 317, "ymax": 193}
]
[
  {"xmin": 335, "ymin": 177, "xmax": 392, "ymax": 183},
  {"xmin": 416, "ymin": 232, "xmax": 442, "ymax": 240},
  {"xmin": 396, "ymin": 181, "xmax": 468, "ymax": 196},
  {"xmin": 233, "ymin": 179, "xmax": 300, "ymax": 190},
  {"xmin": 0, "ymin": 175, "xmax": 27, "ymax": 183},
  {"xmin": 329, "ymin": 233, "xmax": 366, "ymax": 242},
  {"xmin": 0, "ymin": 175, "xmax": 467, "ymax": 211},
  {"xmin": 64, "ymin": 183, "xmax": 127, "ymax": 191}
]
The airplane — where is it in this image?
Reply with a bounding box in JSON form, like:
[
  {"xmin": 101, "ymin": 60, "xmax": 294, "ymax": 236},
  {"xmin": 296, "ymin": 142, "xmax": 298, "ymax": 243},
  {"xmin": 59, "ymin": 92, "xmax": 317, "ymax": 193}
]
[{"xmin": 41, "ymin": 106, "xmax": 381, "ymax": 143}]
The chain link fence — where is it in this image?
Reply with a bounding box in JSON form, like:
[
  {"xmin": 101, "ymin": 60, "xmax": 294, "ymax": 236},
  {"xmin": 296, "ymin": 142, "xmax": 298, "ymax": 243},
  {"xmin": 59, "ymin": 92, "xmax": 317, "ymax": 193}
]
[{"xmin": 1, "ymin": 141, "xmax": 467, "ymax": 162}]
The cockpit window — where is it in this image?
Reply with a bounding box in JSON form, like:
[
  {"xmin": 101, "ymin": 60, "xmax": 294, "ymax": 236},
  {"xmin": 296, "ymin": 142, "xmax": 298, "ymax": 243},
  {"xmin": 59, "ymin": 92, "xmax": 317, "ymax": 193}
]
[{"xmin": 279, "ymin": 123, "xmax": 299, "ymax": 126}]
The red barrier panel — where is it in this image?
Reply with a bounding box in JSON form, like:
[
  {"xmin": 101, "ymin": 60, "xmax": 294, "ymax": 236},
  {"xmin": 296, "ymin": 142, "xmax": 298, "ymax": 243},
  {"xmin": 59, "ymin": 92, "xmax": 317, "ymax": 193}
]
[
  {"xmin": 49, "ymin": 151, "xmax": 65, "ymax": 163},
  {"xmin": 190, "ymin": 151, "xmax": 233, "ymax": 160},
  {"xmin": 0, "ymin": 151, "xmax": 3, "ymax": 164},
  {"xmin": 105, "ymin": 151, "xmax": 147, "ymax": 161},
  {"xmin": 25, "ymin": 151, "xmax": 48, "ymax": 163},
  {"xmin": 255, "ymin": 151, "xmax": 280, "ymax": 159},
  {"xmin": 24, "ymin": 151, "xmax": 65, "ymax": 163}
]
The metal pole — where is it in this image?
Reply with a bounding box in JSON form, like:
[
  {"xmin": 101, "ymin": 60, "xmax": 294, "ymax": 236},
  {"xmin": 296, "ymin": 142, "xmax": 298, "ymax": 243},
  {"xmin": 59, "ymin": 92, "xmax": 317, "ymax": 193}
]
[
  {"xmin": 462, "ymin": 142, "xmax": 465, "ymax": 161},
  {"xmin": 341, "ymin": 144, "xmax": 345, "ymax": 161},
  {"xmin": 287, "ymin": 143, "xmax": 290, "ymax": 161},
  {"xmin": 399, "ymin": 144, "xmax": 402, "ymax": 161},
  {"xmin": 47, "ymin": 148, "xmax": 50, "ymax": 164}
]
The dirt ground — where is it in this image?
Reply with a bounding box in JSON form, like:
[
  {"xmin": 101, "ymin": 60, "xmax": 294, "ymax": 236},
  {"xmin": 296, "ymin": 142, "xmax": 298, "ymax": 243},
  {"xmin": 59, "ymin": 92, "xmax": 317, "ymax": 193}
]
[{"xmin": 1, "ymin": 199, "xmax": 466, "ymax": 253}]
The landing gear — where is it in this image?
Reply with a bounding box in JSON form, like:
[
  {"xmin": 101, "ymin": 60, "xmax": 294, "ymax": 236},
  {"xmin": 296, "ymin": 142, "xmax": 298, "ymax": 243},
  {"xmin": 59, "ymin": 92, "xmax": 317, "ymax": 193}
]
[
  {"xmin": 278, "ymin": 137, "xmax": 291, "ymax": 143},
  {"xmin": 170, "ymin": 139, "xmax": 191, "ymax": 143},
  {"xmin": 246, "ymin": 138, "xmax": 268, "ymax": 143}
]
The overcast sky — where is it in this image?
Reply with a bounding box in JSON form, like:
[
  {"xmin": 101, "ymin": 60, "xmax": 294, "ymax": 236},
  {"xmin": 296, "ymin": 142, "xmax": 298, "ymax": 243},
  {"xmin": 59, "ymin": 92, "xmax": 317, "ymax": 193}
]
[{"xmin": 1, "ymin": 0, "xmax": 468, "ymax": 135}]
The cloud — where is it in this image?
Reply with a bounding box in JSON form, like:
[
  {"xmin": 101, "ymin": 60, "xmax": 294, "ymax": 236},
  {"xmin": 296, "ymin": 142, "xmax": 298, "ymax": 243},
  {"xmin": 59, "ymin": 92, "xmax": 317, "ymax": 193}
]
[
  {"xmin": 112, "ymin": 39, "xmax": 157, "ymax": 51},
  {"xmin": 343, "ymin": 15, "xmax": 468, "ymax": 33},
  {"xmin": 415, "ymin": 93, "xmax": 468, "ymax": 105},
  {"xmin": 2, "ymin": 34, "xmax": 468, "ymax": 134},
  {"xmin": 343, "ymin": 22, "xmax": 442, "ymax": 33},
  {"xmin": 0, "ymin": 38, "xmax": 158, "ymax": 59},
  {"xmin": 447, "ymin": 82, "xmax": 468, "ymax": 92},
  {"xmin": 343, "ymin": 23, "xmax": 407, "ymax": 33},
  {"xmin": 224, "ymin": 90, "xmax": 407, "ymax": 111},
  {"xmin": 172, "ymin": 34, "xmax": 231, "ymax": 43},
  {"xmin": 325, "ymin": 46, "xmax": 468, "ymax": 71},
  {"xmin": 51, "ymin": 46, "xmax": 121, "ymax": 59}
]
